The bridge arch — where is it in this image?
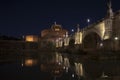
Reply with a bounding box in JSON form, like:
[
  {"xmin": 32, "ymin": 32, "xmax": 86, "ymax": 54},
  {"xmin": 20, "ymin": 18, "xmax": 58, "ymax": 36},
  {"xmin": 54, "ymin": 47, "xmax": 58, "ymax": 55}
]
[
  {"xmin": 82, "ymin": 31, "xmax": 102, "ymax": 51},
  {"xmin": 83, "ymin": 29, "xmax": 102, "ymax": 40}
]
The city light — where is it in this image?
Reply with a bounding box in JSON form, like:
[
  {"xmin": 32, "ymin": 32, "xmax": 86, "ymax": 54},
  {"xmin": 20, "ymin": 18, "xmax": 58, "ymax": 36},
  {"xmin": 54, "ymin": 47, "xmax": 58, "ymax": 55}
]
[
  {"xmin": 114, "ymin": 37, "xmax": 119, "ymax": 40},
  {"xmin": 71, "ymin": 29, "xmax": 74, "ymax": 32},
  {"xmin": 100, "ymin": 43, "xmax": 103, "ymax": 47},
  {"xmin": 87, "ymin": 18, "xmax": 90, "ymax": 23},
  {"xmin": 72, "ymin": 74, "xmax": 75, "ymax": 78},
  {"xmin": 87, "ymin": 18, "xmax": 90, "ymax": 27}
]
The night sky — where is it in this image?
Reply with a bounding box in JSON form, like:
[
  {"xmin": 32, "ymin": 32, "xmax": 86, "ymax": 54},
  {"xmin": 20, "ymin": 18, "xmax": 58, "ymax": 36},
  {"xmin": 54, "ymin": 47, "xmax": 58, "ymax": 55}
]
[{"xmin": 0, "ymin": 0, "xmax": 120, "ymax": 37}]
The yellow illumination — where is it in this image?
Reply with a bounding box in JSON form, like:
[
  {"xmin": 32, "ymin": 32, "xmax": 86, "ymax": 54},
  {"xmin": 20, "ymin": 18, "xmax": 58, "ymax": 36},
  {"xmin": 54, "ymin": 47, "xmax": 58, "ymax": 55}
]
[
  {"xmin": 97, "ymin": 21, "xmax": 111, "ymax": 40},
  {"xmin": 75, "ymin": 32, "xmax": 82, "ymax": 44},
  {"xmin": 26, "ymin": 36, "xmax": 33, "ymax": 42},
  {"xmin": 74, "ymin": 63, "xmax": 83, "ymax": 76},
  {"xmin": 114, "ymin": 37, "xmax": 119, "ymax": 40},
  {"xmin": 25, "ymin": 59, "xmax": 37, "ymax": 66},
  {"xmin": 55, "ymin": 28, "xmax": 60, "ymax": 31},
  {"xmin": 25, "ymin": 35, "xmax": 38, "ymax": 42},
  {"xmin": 99, "ymin": 22, "xmax": 105, "ymax": 39},
  {"xmin": 104, "ymin": 36, "xmax": 110, "ymax": 40},
  {"xmin": 96, "ymin": 21, "xmax": 106, "ymax": 40}
]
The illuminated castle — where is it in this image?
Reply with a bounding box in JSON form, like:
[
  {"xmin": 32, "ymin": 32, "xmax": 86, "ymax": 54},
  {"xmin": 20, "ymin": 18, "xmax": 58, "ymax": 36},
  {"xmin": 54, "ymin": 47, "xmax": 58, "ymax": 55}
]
[
  {"xmin": 41, "ymin": 22, "xmax": 69, "ymax": 47},
  {"xmin": 25, "ymin": 22, "xmax": 70, "ymax": 48}
]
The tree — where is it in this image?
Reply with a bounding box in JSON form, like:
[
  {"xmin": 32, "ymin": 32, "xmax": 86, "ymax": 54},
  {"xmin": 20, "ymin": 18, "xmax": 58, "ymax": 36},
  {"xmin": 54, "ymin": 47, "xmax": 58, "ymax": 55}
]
[{"xmin": 69, "ymin": 39, "xmax": 75, "ymax": 48}]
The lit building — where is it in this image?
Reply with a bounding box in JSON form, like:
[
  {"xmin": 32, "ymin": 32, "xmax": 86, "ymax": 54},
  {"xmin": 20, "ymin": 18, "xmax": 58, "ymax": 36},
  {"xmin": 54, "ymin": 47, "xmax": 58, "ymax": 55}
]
[
  {"xmin": 25, "ymin": 35, "xmax": 39, "ymax": 42},
  {"xmin": 41, "ymin": 22, "xmax": 69, "ymax": 47}
]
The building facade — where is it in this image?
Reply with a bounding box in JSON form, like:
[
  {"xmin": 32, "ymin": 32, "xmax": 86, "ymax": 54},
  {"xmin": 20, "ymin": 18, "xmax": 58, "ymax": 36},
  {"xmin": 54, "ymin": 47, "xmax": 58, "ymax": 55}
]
[{"xmin": 40, "ymin": 22, "xmax": 69, "ymax": 48}]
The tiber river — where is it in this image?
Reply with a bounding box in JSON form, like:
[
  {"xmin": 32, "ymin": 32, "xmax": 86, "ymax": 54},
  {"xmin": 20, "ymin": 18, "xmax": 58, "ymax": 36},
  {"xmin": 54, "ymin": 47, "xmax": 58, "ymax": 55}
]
[{"xmin": 0, "ymin": 52, "xmax": 120, "ymax": 80}]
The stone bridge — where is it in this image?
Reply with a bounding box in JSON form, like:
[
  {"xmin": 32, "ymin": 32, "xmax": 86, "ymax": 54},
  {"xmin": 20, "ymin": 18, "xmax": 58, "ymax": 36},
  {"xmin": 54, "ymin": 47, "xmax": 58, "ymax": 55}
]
[{"xmin": 74, "ymin": 10, "xmax": 120, "ymax": 51}]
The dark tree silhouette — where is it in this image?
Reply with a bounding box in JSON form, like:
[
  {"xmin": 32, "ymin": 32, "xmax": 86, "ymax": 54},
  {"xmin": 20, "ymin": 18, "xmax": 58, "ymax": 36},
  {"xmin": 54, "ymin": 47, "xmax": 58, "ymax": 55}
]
[{"xmin": 69, "ymin": 39, "xmax": 75, "ymax": 48}]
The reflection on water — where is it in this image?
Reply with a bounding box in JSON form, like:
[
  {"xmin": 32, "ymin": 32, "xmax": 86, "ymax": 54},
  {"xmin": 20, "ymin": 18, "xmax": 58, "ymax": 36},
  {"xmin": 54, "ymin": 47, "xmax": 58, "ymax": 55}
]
[
  {"xmin": 24, "ymin": 58, "xmax": 37, "ymax": 67},
  {"xmin": 0, "ymin": 51, "xmax": 120, "ymax": 80},
  {"xmin": 75, "ymin": 62, "xmax": 83, "ymax": 77}
]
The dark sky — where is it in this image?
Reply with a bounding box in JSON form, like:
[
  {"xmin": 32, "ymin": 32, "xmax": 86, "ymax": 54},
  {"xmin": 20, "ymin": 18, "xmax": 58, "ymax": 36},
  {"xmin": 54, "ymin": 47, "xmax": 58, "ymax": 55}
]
[{"xmin": 0, "ymin": 0, "xmax": 120, "ymax": 37}]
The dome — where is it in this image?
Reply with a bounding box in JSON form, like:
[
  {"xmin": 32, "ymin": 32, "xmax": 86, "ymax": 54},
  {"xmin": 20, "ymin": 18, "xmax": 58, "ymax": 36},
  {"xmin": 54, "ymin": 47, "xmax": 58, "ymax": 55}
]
[{"xmin": 41, "ymin": 22, "xmax": 68, "ymax": 42}]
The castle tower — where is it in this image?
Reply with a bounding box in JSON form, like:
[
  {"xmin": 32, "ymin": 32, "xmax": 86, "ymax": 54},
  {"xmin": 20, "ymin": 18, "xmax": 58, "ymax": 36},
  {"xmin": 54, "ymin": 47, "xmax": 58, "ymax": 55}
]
[{"xmin": 104, "ymin": 0, "xmax": 113, "ymax": 40}]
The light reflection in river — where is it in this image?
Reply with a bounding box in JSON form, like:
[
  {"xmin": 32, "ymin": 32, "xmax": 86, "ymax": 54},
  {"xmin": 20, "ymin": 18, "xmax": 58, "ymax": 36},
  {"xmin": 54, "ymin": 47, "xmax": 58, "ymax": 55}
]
[
  {"xmin": 24, "ymin": 58, "xmax": 37, "ymax": 67},
  {"xmin": 0, "ymin": 52, "xmax": 120, "ymax": 80}
]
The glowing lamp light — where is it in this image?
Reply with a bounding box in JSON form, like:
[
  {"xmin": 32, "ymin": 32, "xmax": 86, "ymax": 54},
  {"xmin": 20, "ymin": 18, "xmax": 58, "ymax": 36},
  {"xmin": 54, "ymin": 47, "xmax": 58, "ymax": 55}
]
[
  {"xmin": 72, "ymin": 74, "xmax": 75, "ymax": 78},
  {"xmin": 21, "ymin": 63, "xmax": 24, "ymax": 67},
  {"xmin": 114, "ymin": 37, "xmax": 119, "ymax": 40},
  {"xmin": 100, "ymin": 43, "xmax": 103, "ymax": 47},
  {"xmin": 25, "ymin": 35, "xmax": 38, "ymax": 42},
  {"xmin": 58, "ymin": 62, "xmax": 61, "ymax": 65},
  {"xmin": 71, "ymin": 29, "xmax": 74, "ymax": 32},
  {"xmin": 25, "ymin": 59, "xmax": 37, "ymax": 66},
  {"xmin": 87, "ymin": 19, "xmax": 90, "ymax": 23},
  {"xmin": 87, "ymin": 18, "xmax": 90, "ymax": 27}
]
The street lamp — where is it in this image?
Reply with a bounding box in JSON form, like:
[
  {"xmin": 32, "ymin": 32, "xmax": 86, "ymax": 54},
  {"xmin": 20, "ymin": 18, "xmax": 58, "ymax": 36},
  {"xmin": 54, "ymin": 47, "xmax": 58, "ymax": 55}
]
[
  {"xmin": 72, "ymin": 74, "xmax": 75, "ymax": 78},
  {"xmin": 70, "ymin": 29, "xmax": 74, "ymax": 38},
  {"xmin": 100, "ymin": 43, "xmax": 103, "ymax": 47},
  {"xmin": 114, "ymin": 36, "xmax": 119, "ymax": 51},
  {"xmin": 114, "ymin": 36, "xmax": 119, "ymax": 40},
  {"xmin": 71, "ymin": 29, "xmax": 74, "ymax": 32},
  {"xmin": 87, "ymin": 18, "xmax": 90, "ymax": 27}
]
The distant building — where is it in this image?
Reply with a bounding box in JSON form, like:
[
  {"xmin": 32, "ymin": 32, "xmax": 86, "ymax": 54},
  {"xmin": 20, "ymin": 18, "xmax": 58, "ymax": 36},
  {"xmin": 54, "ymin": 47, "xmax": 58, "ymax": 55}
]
[
  {"xmin": 25, "ymin": 35, "xmax": 39, "ymax": 42},
  {"xmin": 41, "ymin": 22, "xmax": 69, "ymax": 47}
]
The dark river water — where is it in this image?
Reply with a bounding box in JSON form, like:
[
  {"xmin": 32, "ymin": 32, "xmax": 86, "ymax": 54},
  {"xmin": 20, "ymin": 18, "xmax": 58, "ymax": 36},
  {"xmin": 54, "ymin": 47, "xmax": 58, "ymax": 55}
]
[{"xmin": 0, "ymin": 52, "xmax": 120, "ymax": 80}]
